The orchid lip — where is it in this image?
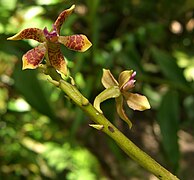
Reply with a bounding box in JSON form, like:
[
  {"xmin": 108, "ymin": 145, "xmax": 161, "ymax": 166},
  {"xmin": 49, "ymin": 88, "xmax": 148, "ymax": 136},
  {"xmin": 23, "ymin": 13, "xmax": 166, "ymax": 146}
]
[
  {"xmin": 43, "ymin": 27, "xmax": 58, "ymax": 42},
  {"xmin": 123, "ymin": 80, "xmax": 135, "ymax": 90},
  {"xmin": 130, "ymin": 71, "xmax": 136, "ymax": 80},
  {"xmin": 122, "ymin": 71, "xmax": 136, "ymax": 91}
]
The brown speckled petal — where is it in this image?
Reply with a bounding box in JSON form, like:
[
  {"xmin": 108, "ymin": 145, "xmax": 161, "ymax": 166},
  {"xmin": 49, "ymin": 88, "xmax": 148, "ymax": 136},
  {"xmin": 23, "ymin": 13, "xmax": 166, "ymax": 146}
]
[
  {"xmin": 22, "ymin": 44, "xmax": 46, "ymax": 70},
  {"xmin": 7, "ymin": 28, "xmax": 45, "ymax": 42},
  {"xmin": 54, "ymin": 5, "xmax": 75, "ymax": 34},
  {"xmin": 58, "ymin": 35, "xmax": 92, "ymax": 52},
  {"xmin": 47, "ymin": 43, "xmax": 67, "ymax": 75}
]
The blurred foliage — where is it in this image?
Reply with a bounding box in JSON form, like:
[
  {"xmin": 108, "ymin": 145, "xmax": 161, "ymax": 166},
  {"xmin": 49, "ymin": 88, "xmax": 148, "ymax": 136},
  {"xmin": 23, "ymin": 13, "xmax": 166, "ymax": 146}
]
[{"xmin": 1, "ymin": 0, "xmax": 194, "ymax": 179}]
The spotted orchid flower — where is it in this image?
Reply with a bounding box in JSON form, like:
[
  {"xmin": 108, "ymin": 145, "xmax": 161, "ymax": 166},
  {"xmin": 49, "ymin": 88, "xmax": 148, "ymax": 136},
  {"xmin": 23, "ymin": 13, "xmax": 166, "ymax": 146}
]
[
  {"xmin": 7, "ymin": 5, "xmax": 92, "ymax": 75},
  {"xmin": 94, "ymin": 69, "xmax": 151, "ymax": 128}
]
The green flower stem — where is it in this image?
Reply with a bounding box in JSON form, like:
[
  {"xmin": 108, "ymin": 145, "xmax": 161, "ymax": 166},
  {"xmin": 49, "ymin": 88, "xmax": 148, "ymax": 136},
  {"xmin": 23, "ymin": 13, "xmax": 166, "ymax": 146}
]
[{"xmin": 47, "ymin": 69, "xmax": 179, "ymax": 180}]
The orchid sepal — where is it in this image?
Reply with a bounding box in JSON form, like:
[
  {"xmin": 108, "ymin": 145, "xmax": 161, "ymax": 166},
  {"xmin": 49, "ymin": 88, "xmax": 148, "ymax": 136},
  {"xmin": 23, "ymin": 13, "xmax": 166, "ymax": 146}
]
[
  {"xmin": 94, "ymin": 86, "xmax": 121, "ymax": 113},
  {"xmin": 115, "ymin": 95, "xmax": 132, "ymax": 128},
  {"xmin": 7, "ymin": 28, "xmax": 46, "ymax": 43},
  {"xmin": 101, "ymin": 69, "xmax": 119, "ymax": 88},
  {"xmin": 123, "ymin": 92, "xmax": 151, "ymax": 111},
  {"xmin": 22, "ymin": 44, "xmax": 46, "ymax": 70},
  {"xmin": 58, "ymin": 35, "xmax": 92, "ymax": 52},
  {"xmin": 54, "ymin": 4, "xmax": 75, "ymax": 34}
]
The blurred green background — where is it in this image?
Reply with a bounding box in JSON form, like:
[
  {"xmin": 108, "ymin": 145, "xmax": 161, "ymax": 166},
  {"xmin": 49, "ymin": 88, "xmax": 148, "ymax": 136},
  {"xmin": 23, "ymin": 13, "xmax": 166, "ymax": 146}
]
[{"xmin": 1, "ymin": 0, "xmax": 194, "ymax": 179}]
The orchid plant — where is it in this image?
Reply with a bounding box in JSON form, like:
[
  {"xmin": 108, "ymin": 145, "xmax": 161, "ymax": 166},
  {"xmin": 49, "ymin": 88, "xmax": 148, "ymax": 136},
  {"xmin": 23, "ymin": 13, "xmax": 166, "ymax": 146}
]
[
  {"xmin": 7, "ymin": 5, "xmax": 92, "ymax": 75},
  {"xmin": 7, "ymin": 4, "xmax": 179, "ymax": 180}
]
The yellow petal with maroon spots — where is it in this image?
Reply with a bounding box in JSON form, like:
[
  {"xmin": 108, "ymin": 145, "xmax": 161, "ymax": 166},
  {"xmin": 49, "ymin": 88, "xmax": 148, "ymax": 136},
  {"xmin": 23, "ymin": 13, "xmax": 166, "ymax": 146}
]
[
  {"xmin": 54, "ymin": 4, "xmax": 75, "ymax": 34},
  {"xmin": 47, "ymin": 43, "xmax": 67, "ymax": 75},
  {"xmin": 7, "ymin": 28, "xmax": 45, "ymax": 42},
  {"xmin": 58, "ymin": 35, "xmax": 92, "ymax": 52},
  {"xmin": 22, "ymin": 44, "xmax": 46, "ymax": 70}
]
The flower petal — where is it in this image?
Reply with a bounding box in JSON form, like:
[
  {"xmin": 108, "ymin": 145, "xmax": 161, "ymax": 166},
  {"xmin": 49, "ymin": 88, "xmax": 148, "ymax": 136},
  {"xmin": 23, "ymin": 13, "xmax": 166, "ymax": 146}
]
[
  {"xmin": 54, "ymin": 4, "xmax": 75, "ymax": 34},
  {"xmin": 115, "ymin": 95, "xmax": 132, "ymax": 128},
  {"xmin": 7, "ymin": 28, "xmax": 45, "ymax": 42},
  {"xmin": 118, "ymin": 70, "xmax": 134, "ymax": 90},
  {"xmin": 47, "ymin": 43, "xmax": 67, "ymax": 75},
  {"xmin": 58, "ymin": 35, "xmax": 92, "ymax": 52},
  {"xmin": 123, "ymin": 92, "xmax": 151, "ymax": 111},
  {"xmin": 22, "ymin": 44, "xmax": 46, "ymax": 70},
  {"xmin": 94, "ymin": 86, "xmax": 121, "ymax": 113},
  {"xmin": 101, "ymin": 69, "xmax": 119, "ymax": 89}
]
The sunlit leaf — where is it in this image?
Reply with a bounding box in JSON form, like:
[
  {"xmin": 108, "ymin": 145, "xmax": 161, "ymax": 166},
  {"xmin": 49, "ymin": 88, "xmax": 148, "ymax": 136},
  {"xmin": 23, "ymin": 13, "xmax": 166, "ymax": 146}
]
[{"xmin": 8, "ymin": 98, "xmax": 31, "ymax": 112}]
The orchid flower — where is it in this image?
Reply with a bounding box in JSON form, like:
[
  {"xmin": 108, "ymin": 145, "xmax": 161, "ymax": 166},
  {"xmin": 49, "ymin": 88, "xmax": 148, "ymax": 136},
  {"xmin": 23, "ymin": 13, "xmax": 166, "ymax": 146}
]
[
  {"xmin": 94, "ymin": 69, "xmax": 151, "ymax": 128},
  {"xmin": 7, "ymin": 5, "xmax": 92, "ymax": 75}
]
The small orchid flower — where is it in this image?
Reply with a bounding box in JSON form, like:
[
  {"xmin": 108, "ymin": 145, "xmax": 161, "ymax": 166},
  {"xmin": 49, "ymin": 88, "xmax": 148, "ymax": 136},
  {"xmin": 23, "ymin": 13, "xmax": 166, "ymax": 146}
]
[
  {"xmin": 7, "ymin": 5, "xmax": 92, "ymax": 75},
  {"xmin": 94, "ymin": 69, "xmax": 151, "ymax": 128}
]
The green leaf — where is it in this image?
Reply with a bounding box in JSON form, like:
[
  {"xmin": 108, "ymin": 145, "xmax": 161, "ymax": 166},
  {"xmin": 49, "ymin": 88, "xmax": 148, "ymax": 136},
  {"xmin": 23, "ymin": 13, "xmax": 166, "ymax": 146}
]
[
  {"xmin": 157, "ymin": 90, "xmax": 180, "ymax": 172},
  {"xmin": 13, "ymin": 63, "xmax": 55, "ymax": 119},
  {"xmin": 122, "ymin": 34, "xmax": 144, "ymax": 74},
  {"xmin": 151, "ymin": 47, "xmax": 189, "ymax": 87}
]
